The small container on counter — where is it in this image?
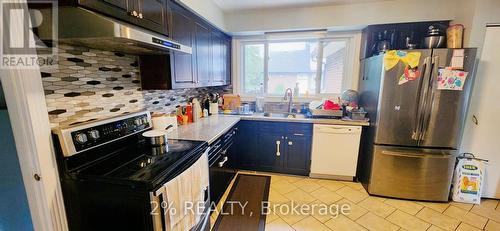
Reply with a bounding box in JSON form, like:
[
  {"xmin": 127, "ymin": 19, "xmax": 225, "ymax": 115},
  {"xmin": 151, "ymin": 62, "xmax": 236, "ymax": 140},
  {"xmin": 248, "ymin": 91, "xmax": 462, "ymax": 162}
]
[
  {"xmin": 209, "ymin": 103, "xmax": 219, "ymax": 116},
  {"xmin": 447, "ymin": 24, "xmax": 464, "ymax": 48},
  {"xmin": 349, "ymin": 108, "xmax": 367, "ymax": 121},
  {"xmin": 186, "ymin": 104, "xmax": 193, "ymax": 123},
  {"xmin": 152, "ymin": 113, "xmax": 177, "ymax": 130}
]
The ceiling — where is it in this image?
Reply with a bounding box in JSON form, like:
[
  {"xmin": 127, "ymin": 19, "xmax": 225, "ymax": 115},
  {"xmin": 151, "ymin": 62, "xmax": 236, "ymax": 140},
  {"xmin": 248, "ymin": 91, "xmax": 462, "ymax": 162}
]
[{"xmin": 212, "ymin": 0, "xmax": 390, "ymax": 11}]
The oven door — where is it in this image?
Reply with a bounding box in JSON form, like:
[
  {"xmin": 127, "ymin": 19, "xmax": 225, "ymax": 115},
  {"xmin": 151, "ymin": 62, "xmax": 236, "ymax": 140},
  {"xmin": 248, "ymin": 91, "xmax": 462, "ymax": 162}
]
[
  {"xmin": 209, "ymin": 140, "xmax": 236, "ymax": 206},
  {"xmin": 150, "ymin": 148, "xmax": 211, "ymax": 231}
]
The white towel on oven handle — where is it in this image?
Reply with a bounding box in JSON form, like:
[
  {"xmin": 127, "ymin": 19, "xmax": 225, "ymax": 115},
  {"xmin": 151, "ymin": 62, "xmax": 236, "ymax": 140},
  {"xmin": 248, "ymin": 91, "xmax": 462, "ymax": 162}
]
[{"xmin": 162, "ymin": 149, "xmax": 209, "ymax": 231}]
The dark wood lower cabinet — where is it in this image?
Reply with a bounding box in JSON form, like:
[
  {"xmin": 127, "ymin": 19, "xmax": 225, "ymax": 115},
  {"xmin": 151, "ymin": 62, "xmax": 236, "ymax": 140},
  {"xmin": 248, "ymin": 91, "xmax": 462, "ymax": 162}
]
[
  {"xmin": 284, "ymin": 133, "xmax": 312, "ymax": 175},
  {"xmin": 233, "ymin": 121, "xmax": 312, "ymax": 176},
  {"xmin": 258, "ymin": 131, "xmax": 284, "ymax": 172},
  {"xmin": 232, "ymin": 121, "xmax": 258, "ymax": 170}
]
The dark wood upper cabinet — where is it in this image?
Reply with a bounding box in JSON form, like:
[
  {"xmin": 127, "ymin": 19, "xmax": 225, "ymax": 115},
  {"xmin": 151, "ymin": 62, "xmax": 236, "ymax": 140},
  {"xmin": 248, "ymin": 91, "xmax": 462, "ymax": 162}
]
[
  {"xmin": 60, "ymin": 0, "xmax": 230, "ymax": 90},
  {"xmin": 135, "ymin": 0, "xmax": 168, "ymax": 35},
  {"xmin": 224, "ymin": 38, "xmax": 231, "ymax": 85},
  {"xmin": 169, "ymin": 3, "xmax": 196, "ymax": 89},
  {"xmin": 77, "ymin": 0, "xmax": 169, "ymax": 36},
  {"xmin": 102, "ymin": 0, "xmax": 129, "ymax": 11},
  {"xmin": 211, "ymin": 31, "xmax": 224, "ymax": 86},
  {"xmin": 361, "ymin": 21, "xmax": 449, "ymax": 59},
  {"xmin": 211, "ymin": 31, "xmax": 231, "ymax": 86},
  {"xmin": 194, "ymin": 21, "xmax": 212, "ymax": 87},
  {"xmin": 167, "ymin": 2, "xmax": 231, "ymax": 89}
]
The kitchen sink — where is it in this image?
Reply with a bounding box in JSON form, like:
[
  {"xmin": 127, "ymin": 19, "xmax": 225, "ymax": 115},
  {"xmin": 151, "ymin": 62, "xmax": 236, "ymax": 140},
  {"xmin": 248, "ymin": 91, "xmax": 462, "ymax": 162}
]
[{"xmin": 263, "ymin": 112, "xmax": 305, "ymax": 119}]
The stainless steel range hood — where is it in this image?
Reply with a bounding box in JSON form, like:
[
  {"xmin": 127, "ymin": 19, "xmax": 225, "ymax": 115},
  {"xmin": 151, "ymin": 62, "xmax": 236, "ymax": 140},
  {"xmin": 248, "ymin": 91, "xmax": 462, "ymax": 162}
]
[{"xmin": 36, "ymin": 7, "xmax": 191, "ymax": 55}]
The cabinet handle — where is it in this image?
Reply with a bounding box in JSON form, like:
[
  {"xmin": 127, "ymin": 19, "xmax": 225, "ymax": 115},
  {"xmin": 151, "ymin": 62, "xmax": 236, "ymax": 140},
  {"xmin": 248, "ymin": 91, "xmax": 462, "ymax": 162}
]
[
  {"xmin": 138, "ymin": 13, "xmax": 143, "ymax": 19},
  {"xmin": 131, "ymin": 10, "xmax": 138, "ymax": 17},
  {"xmin": 293, "ymin": 133, "xmax": 304, "ymax": 136},
  {"xmin": 288, "ymin": 141, "xmax": 293, "ymax": 145},
  {"xmin": 218, "ymin": 156, "xmax": 228, "ymax": 167},
  {"xmin": 276, "ymin": 140, "xmax": 281, "ymax": 157}
]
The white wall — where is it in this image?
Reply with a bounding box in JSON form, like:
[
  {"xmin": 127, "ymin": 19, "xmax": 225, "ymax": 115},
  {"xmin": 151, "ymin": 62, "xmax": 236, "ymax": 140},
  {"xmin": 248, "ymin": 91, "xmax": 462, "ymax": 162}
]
[
  {"xmin": 460, "ymin": 0, "xmax": 500, "ymax": 152},
  {"xmin": 224, "ymin": 0, "xmax": 458, "ymax": 34},
  {"xmin": 466, "ymin": 0, "xmax": 500, "ymax": 49},
  {"xmin": 178, "ymin": 0, "xmax": 227, "ymax": 31}
]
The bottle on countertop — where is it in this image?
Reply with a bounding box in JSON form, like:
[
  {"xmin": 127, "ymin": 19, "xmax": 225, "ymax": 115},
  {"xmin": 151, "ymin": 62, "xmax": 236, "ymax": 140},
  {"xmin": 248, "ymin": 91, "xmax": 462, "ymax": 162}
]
[
  {"xmin": 186, "ymin": 104, "xmax": 193, "ymax": 123},
  {"xmin": 294, "ymin": 82, "xmax": 300, "ymax": 97},
  {"xmin": 255, "ymin": 82, "xmax": 265, "ymax": 113},
  {"xmin": 192, "ymin": 98, "xmax": 202, "ymax": 122},
  {"xmin": 202, "ymin": 96, "xmax": 210, "ymax": 115}
]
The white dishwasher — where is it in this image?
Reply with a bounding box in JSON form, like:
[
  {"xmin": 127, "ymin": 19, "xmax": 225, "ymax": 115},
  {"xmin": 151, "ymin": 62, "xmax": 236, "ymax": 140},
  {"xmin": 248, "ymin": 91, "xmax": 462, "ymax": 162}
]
[{"xmin": 310, "ymin": 124, "xmax": 362, "ymax": 181}]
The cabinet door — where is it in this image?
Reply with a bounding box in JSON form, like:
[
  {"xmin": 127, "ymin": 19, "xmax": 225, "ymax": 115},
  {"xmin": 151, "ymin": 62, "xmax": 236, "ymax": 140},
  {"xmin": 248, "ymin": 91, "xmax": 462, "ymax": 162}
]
[
  {"xmin": 102, "ymin": 0, "xmax": 130, "ymax": 10},
  {"xmin": 233, "ymin": 121, "xmax": 258, "ymax": 170},
  {"xmin": 78, "ymin": 0, "xmax": 133, "ymax": 22},
  {"xmin": 211, "ymin": 32, "xmax": 225, "ymax": 86},
  {"xmin": 257, "ymin": 132, "xmax": 284, "ymax": 172},
  {"xmin": 136, "ymin": 0, "xmax": 168, "ymax": 35},
  {"xmin": 284, "ymin": 134, "xmax": 312, "ymax": 176},
  {"xmin": 169, "ymin": 5, "xmax": 196, "ymax": 89},
  {"xmin": 256, "ymin": 122, "xmax": 286, "ymax": 172},
  {"xmin": 78, "ymin": 0, "xmax": 168, "ymax": 36},
  {"xmin": 224, "ymin": 37, "xmax": 231, "ymax": 85},
  {"xmin": 194, "ymin": 22, "xmax": 212, "ymax": 87}
]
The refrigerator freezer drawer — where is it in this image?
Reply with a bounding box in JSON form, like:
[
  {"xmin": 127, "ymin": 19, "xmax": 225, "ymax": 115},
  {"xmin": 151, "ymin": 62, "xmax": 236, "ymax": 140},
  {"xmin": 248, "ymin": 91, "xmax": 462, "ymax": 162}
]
[{"xmin": 367, "ymin": 145, "xmax": 456, "ymax": 201}]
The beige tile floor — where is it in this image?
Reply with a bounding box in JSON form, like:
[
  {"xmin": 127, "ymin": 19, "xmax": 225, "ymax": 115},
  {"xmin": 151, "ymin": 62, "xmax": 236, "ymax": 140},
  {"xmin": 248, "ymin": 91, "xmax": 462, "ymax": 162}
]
[{"xmin": 211, "ymin": 171, "xmax": 500, "ymax": 231}]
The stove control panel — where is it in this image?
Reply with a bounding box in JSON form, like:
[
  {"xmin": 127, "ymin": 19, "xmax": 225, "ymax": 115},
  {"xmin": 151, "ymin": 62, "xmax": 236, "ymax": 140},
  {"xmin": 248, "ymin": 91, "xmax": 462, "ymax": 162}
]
[{"xmin": 53, "ymin": 111, "xmax": 152, "ymax": 157}]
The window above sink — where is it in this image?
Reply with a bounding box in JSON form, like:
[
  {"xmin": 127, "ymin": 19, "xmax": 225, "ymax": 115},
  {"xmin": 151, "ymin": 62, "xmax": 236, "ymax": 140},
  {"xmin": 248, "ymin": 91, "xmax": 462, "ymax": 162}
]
[{"xmin": 233, "ymin": 31, "xmax": 362, "ymax": 101}]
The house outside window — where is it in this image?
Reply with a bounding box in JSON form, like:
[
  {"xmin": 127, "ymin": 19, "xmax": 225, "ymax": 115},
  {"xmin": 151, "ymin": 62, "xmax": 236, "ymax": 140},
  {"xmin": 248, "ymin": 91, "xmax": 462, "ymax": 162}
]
[{"xmin": 235, "ymin": 31, "xmax": 361, "ymax": 100}]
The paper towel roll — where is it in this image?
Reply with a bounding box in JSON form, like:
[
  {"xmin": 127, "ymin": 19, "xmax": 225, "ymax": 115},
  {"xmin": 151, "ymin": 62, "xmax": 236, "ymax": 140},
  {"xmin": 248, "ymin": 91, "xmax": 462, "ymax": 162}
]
[{"xmin": 152, "ymin": 115, "xmax": 177, "ymax": 130}]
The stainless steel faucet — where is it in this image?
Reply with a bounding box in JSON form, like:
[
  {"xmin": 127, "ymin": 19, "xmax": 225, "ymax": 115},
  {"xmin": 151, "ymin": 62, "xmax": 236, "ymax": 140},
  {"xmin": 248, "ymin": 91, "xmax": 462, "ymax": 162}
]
[{"xmin": 284, "ymin": 88, "xmax": 293, "ymax": 114}]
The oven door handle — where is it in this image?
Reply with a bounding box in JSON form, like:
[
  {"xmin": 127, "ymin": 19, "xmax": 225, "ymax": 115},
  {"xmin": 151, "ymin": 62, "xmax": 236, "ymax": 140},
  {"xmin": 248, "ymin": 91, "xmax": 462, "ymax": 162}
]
[
  {"xmin": 150, "ymin": 192, "xmax": 165, "ymax": 231},
  {"xmin": 218, "ymin": 156, "xmax": 228, "ymax": 167}
]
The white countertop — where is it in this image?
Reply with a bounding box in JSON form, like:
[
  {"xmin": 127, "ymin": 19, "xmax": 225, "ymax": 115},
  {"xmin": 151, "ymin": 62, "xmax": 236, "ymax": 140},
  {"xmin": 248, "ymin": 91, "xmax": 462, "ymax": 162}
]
[
  {"xmin": 166, "ymin": 114, "xmax": 369, "ymax": 144},
  {"xmin": 166, "ymin": 115, "xmax": 240, "ymax": 144},
  {"xmin": 240, "ymin": 114, "xmax": 370, "ymax": 126}
]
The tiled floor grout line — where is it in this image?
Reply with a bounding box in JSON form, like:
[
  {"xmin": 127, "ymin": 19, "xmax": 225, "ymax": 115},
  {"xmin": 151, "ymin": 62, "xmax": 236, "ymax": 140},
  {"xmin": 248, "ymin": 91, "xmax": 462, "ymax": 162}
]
[
  {"xmin": 221, "ymin": 171, "xmax": 499, "ymax": 231},
  {"xmin": 483, "ymin": 219, "xmax": 491, "ymax": 230}
]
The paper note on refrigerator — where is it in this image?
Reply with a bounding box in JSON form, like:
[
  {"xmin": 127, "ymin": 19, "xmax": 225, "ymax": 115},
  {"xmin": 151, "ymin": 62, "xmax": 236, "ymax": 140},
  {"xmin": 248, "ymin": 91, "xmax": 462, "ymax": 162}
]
[
  {"xmin": 437, "ymin": 68, "xmax": 468, "ymax": 91},
  {"xmin": 451, "ymin": 49, "xmax": 465, "ymax": 70}
]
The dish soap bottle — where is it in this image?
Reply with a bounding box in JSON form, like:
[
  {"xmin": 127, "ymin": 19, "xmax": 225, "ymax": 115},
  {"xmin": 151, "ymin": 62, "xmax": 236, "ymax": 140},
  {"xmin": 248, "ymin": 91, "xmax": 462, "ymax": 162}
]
[
  {"xmin": 294, "ymin": 82, "xmax": 300, "ymax": 97},
  {"xmin": 256, "ymin": 83, "xmax": 265, "ymax": 113}
]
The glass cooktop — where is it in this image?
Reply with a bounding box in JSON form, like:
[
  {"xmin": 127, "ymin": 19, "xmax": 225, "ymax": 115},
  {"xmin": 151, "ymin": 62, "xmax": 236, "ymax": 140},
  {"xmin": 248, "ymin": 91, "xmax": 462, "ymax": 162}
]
[{"xmin": 76, "ymin": 139, "xmax": 207, "ymax": 187}]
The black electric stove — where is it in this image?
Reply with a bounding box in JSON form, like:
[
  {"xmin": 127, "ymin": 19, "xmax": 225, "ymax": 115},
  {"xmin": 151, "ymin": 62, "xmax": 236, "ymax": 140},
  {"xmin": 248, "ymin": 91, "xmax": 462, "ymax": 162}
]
[
  {"xmin": 52, "ymin": 111, "xmax": 210, "ymax": 231},
  {"xmin": 72, "ymin": 138, "xmax": 207, "ymax": 190}
]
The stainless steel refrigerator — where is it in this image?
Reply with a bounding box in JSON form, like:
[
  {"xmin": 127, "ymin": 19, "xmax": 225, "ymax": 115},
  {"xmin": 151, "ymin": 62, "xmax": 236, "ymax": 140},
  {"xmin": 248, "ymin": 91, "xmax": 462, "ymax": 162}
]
[{"xmin": 358, "ymin": 48, "xmax": 477, "ymax": 201}]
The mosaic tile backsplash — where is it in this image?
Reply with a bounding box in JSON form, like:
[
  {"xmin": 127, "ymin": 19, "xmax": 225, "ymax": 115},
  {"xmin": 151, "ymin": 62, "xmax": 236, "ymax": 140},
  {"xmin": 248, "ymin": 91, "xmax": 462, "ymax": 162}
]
[{"xmin": 40, "ymin": 44, "xmax": 231, "ymax": 128}]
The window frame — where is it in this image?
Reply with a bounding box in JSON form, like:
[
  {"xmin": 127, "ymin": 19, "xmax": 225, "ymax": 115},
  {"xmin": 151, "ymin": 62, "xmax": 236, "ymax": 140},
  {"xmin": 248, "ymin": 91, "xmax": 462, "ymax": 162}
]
[{"xmin": 233, "ymin": 31, "xmax": 362, "ymax": 102}]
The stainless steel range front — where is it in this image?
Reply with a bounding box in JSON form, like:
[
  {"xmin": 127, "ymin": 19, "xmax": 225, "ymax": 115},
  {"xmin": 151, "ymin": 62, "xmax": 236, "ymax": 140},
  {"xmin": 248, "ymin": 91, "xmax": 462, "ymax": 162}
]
[{"xmin": 52, "ymin": 111, "xmax": 210, "ymax": 231}]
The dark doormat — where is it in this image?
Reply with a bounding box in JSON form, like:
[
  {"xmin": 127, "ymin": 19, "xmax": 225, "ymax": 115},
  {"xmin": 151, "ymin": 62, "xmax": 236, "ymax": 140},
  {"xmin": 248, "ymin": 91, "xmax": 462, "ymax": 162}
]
[{"xmin": 212, "ymin": 174, "xmax": 271, "ymax": 231}]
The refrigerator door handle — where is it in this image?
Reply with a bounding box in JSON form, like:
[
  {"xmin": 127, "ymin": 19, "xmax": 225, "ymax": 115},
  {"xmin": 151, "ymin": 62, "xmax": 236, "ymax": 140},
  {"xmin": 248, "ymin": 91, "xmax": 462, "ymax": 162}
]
[
  {"xmin": 381, "ymin": 150, "xmax": 451, "ymax": 159},
  {"xmin": 412, "ymin": 57, "xmax": 431, "ymax": 141},
  {"xmin": 420, "ymin": 56, "xmax": 439, "ymax": 141}
]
